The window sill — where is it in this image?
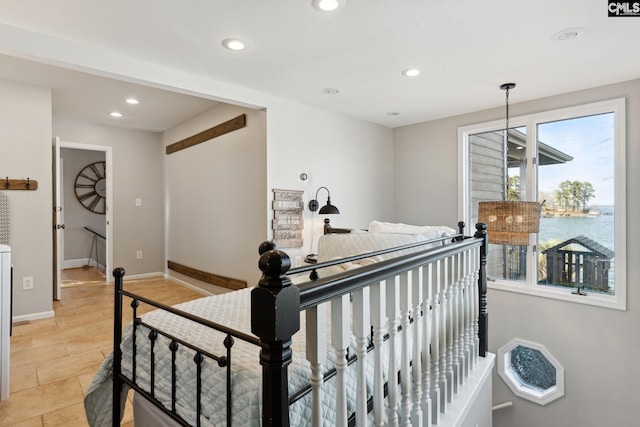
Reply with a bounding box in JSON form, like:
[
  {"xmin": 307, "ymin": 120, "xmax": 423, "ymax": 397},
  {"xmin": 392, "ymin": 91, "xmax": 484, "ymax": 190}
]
[{"xmin": 487, "ymin": 279, "xmax": 626, "ymax": 311}]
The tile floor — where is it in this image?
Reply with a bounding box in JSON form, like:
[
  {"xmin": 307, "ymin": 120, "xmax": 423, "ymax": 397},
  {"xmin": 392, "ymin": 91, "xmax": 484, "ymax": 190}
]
[{"xmin": 0, "ymin": 273, "xmax": 212, "ymax": 426}]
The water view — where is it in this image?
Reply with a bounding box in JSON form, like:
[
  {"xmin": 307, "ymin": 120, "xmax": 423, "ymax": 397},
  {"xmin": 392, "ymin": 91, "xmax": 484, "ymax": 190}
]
[{"xmin": 538, "ymin": 213, "xmax": 614, "ymax": 251}]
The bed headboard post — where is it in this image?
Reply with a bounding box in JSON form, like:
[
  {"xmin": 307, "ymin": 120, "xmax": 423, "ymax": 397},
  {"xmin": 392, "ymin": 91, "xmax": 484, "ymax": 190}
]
[
  {"xmin": 251, "ymin": 242, "xmax": 300, "ymax": 426},
  {"xmin": 323, "ymin": 217, "xmax": 332, "ymax": 234},
  {"xmin": 112, "ymin": 267, "xmax": 126, "ymax": 427},
  {"xmin": 474, "ymin": 223, "xmax": 489, "ymax": 357}
]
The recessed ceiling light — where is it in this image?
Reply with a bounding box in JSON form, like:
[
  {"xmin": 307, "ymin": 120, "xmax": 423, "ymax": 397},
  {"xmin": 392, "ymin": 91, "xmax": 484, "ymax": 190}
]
[
  {"xmin": 323, "ymin": 87, "xmax": 340, "ymax": 95},
  {"xmin": 558, "ymin": 31, "xmax": 578, "ymax": 40},
  {"xmin": 109, "ymin": 111, "xmax": 123, "ymax": 118},
  {"xmin": 222, "ymin": 38, "xmax": 246, "ymax": 51},
  {"xmin": 125, "ymin": 98, "xmax": 139, "ymax": 105},
  {"xmin": 312, "ymin": 0, "xmax": 344, "ymax": 12},
  {"xmin": 553, "ymin": 27, "xmax": 585, "ymax": 41},
  {"xmin": 401, "ymin": 68, "xmax": 421, "ymax": 77}
]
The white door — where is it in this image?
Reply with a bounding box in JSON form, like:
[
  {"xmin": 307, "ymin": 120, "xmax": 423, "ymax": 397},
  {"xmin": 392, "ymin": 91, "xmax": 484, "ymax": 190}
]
[
  {"xmin": 53, "ymin": 137, "xmax": 63, "ymax": 300},
  {"xmin": 53, "ymin": 139, "xmax": 114, "ymax": 298}
]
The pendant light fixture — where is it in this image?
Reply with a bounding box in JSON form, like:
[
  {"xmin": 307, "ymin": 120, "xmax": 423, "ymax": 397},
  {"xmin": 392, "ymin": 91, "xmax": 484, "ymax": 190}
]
[{"xmin": 477, "ymin": 83, "xmax": 540, "ymax": 246}]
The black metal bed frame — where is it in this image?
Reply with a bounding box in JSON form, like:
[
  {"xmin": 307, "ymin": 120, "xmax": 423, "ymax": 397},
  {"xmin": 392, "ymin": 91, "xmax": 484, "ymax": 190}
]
[{"xmin": 111, "ymin": 222, "xmax": 488, "ymax": 427}]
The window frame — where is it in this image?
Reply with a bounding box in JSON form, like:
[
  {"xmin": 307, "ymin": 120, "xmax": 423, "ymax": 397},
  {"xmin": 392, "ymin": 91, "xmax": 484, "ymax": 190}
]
[
  {"xmin": 497, "ymin": 338, "xmax": 565, "ymax": 406},
  {"xmin": 458, "ymin": 98, "xmax": 626, "ymax": 310}
]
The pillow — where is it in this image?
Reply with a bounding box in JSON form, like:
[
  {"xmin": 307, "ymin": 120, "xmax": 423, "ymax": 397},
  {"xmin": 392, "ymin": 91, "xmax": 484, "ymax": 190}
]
[
  {"xmin": 350, "ymin": 228, "xmax": 368, "ymax": 234},
  {"xmin": 337, "ymin": 256, "xmax": 382, "ymax": 271},
  {"xmin": 368, "ymin": 220, "xmax": 456, "ymax": 237}
]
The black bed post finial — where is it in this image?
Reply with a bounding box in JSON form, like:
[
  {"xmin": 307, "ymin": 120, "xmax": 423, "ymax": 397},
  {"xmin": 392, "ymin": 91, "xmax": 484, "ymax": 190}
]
[
  {"xmin": 251, "ymin": 242, "xmax": 300, "ymax": 427},
  {"xmin": 474, "ymin": 223, "xmax": 489, "ymax": 357},
  {"xmin": 323, "ymin": 217, "xmax": 331, "ymax": 235},
  {"xmin": 457, "ymin": 221, "xmax": 466, "ymax": 241},
  {"xmin": 112, "ymin": 267, "xmax": 126, "ymax": 427}
]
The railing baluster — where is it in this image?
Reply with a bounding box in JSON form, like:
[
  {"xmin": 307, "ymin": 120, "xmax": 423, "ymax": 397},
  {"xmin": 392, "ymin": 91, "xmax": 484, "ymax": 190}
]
[
  {"xmin": 472, "ymin": 245, "xmax": 480, "ymax": 365},
  {"xmin": 331, "ymin": 294, "xmax": 350, "ymax": 427},
  {"xmin": 410, "ymin": 267, "xmax": 423, "ymax": 426},
  {"xmin": 440, "ymin": 257, "xmax": 449, "ymax": 412},
  {"xmin": 399, "ymin": 271, "xmax": 412, "ymax": 426},
  {"xmin": 306, "ymin": 304, "xmax": 327, "ymax": 427},
  {"xmin": 430, "ymin": 259, "xmax": 441, "ymax": 424},
  {"xmin": 370, "ymin": 280, "xmax": 387, "ymax": 427},
  {"xmin": 386, "ymin": 275, "xmax": 400, "ymax": 427},
  {"xmin": 461, "ymin": 249, "xmax": 470, "ymax": 380},
  {"xmin": 452, "ymin": 252, "xmax": 461, "ymax": 391},
  {"xmin": 445, "ymin": 255, "xmax": 455, "ymax": 402},
  {"xmin": 455, "ymin": 252, "xmax": 464, "ymax": 386},
  {"xmin": 352, "ymin": 287, "xmax": 370, "ymax": 426},
  {"xmin": 421, "ymin": 263, "xmax": 433, "ymax": 427}
]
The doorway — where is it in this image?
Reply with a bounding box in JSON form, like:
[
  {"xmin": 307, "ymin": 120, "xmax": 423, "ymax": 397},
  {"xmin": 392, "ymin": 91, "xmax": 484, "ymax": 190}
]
[{"xmin": 53, "ymin": 138, "xmax": 113, "ymax": 299}]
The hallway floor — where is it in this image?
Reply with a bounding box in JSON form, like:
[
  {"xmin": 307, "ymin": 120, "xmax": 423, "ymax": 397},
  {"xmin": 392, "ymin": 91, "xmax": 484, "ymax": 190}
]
[
  {"xmin": 61, "ymin": 266, "xmax": 106, "ymax": 288},
  {"xmin": 0, "ymin": 275, "xmax": 206, "ymax": 426}
]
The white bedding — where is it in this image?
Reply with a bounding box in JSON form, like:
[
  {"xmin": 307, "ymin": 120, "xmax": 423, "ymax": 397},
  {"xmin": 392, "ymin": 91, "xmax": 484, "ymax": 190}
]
[
  {"xmin": 85, "ymin": 223, "xmax": 452, "ymax": 426},
  {"xmin": 84, "ymin": 288, "xmax": 371, "ymax": 427}
]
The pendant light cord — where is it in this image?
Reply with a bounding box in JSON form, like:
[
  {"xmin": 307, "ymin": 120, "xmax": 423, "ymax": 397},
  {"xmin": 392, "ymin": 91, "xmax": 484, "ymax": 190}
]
[{"xmin": 500, "ymin": 83, "xmax": 515, "ymax": 200}]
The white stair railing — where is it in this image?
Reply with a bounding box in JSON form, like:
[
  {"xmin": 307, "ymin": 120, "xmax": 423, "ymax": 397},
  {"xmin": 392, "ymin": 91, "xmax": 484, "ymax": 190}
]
[{"xmin": 301, "ymin": 241, "xmax": 484, "ymax": 427}]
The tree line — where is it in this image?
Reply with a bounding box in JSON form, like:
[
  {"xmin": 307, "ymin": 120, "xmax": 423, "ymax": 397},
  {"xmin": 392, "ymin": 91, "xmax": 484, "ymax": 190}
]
[
  {"xmin": 507, "ymin": 177, "xmax": 595, "ymax": 211},
  {"xmin": 555, "ymin": 180, "xmax": 595, "ymax": 211}
]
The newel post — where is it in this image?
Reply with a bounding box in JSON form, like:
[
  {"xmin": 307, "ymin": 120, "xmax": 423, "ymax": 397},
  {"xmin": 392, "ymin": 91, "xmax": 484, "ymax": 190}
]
[
  {"xmin": 474, "ymin": 223, "xmax": 488, "ymax": 357},
  {"xmin": 251, "ymin": 242, "xmax": 300, "ymax": 426}
]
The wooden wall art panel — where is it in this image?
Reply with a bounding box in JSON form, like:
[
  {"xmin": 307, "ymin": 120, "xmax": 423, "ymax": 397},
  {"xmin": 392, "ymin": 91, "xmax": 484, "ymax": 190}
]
[{"xmin": 272, "ymin": 189, "xmax": 303, "ymax": 248}]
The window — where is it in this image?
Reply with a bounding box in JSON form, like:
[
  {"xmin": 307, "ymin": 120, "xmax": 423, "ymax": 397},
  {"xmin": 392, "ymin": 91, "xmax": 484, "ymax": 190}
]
[
  {"xmin": 497, "ymin": 338, "xmax": 564, "ymax": 405},
  {"xmin": 459, "ymin": 98, "xmax": 626, "ymax": 310}
]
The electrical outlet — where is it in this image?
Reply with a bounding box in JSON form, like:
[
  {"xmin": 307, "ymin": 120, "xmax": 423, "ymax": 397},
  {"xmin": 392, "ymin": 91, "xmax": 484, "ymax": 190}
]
[
  {"xmin": 136, "ymin": 250, "xmax": 143, "ymax": 260},
  {"xmin": 23, "ymin": 276, "xmax": 34, "ymax": 290},
  {"xmin": 135, "ymin": 197, "xmax": 142, "ymax": 207}
]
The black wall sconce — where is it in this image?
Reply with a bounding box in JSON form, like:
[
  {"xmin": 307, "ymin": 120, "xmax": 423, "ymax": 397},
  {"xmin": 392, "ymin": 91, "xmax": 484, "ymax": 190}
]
[{"xmin": 308, "ymin": 186, "xmax": 339, "ymax": 214}]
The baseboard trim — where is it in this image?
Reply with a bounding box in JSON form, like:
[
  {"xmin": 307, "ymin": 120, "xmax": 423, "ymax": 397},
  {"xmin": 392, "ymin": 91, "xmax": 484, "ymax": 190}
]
[
  {"xmin": 122, "ymin": 272, "xmax": 165, "ymax": 281},
  {"xmin": 164, "ymin": 273, "xmax": 214, "ymax": 296},
  {"xmin": 121, "ymin": 272, "xmax": 213, "ymax": 297},
  {"xmin": 63, "ymin": 258, "xmax": 105, "ymax": 270},
  {"xmin": 13, "ymin": 310, "xmax": 55, "ymax": 324}
]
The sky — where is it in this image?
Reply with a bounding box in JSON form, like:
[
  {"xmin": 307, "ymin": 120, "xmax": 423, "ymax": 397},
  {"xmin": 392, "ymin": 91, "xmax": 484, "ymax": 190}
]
[{"xmin": 526, "ymin": 112, "xmax": 615, "ymax": 207}]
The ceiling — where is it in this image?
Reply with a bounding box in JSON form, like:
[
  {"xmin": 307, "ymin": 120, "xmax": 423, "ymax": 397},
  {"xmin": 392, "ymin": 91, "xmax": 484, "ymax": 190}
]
[{"xmin": 0, "ymin": 0, "xmax": 638, "ymax": 131}]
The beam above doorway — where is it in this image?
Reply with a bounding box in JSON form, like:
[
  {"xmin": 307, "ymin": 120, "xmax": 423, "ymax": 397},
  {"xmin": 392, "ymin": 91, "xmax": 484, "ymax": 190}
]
[{"xmin": 165, "ymin": 114, "xmax": 246, "ymax": 155}]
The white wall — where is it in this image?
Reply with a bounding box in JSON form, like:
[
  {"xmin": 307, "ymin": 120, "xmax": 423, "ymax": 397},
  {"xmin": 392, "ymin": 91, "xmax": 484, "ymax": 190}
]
[
  {"xmin": 0, "ymin": 80, "xmax": 52, "ymax": 319},
  {"xmin": 162, "ymin": 97, "xmax": 394, "ymax": 291},
  {"xmin": 163, "ymin": 104, "xmax": 267, "ymax": 289},
  {"xmin": 60, "ymin": 148, "xmax": 106, "ymax": 266},
  {"xmin": 394, "ymin": 79, "xmax": 640, "ymax": 427},
  {"xmin": 266, "ymin": 100, "xmax": 395, "ymax": 262},
  {"xmin": 54, "ymin": 119, "xmax": 165, "ymax": 277}
]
